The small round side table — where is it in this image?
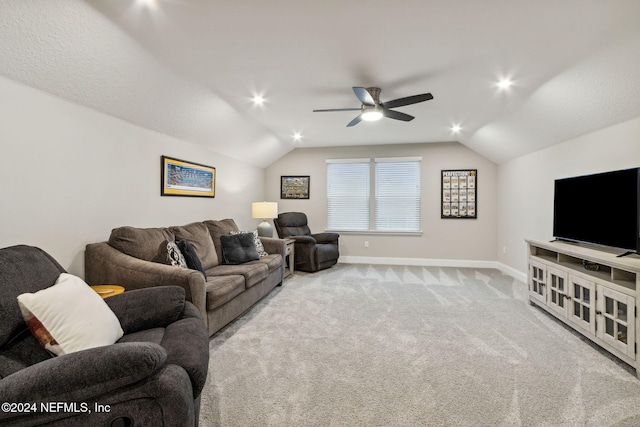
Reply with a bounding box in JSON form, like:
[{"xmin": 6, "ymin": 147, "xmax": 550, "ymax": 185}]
[{"xmin": 90, "ymin": 285, "xmax": 125, "ymax": 299}]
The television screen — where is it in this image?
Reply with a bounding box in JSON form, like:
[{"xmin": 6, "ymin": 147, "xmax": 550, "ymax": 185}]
[{"xmin": 553, "ymin": 168, "xmax": 640, "ymax": 253}]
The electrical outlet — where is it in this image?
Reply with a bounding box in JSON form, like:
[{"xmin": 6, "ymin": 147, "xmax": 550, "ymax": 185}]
[{"xmin": 364, "ymin": 241, "xmax": 369, "ymax": 248}]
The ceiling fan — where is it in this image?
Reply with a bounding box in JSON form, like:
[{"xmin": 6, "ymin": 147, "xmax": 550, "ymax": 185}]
[{"xmin": 313, "ymin": 87, "xmax": 433, "ymax": 127}]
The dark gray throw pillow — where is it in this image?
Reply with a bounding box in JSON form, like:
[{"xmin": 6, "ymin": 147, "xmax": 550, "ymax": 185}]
[
  {"xmin": 220, "ymin": 233, "xmax": 260, "ymax": 265},
  {"xmin": 177, "ymin": 239, "xmax": 206, "ymax": 277}
]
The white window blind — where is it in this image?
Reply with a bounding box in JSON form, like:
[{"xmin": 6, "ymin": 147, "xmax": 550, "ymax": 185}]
[
  {"xmin": 375, "ymin": 158, "xmax": 421, "ymax": 232},
  {"xmin": 326, "ymin": 159, "xmax": 370, "ymax": 231},
  {"xmin": 326, "ymin": 157, "xmax": 422, "ymax": 232}
]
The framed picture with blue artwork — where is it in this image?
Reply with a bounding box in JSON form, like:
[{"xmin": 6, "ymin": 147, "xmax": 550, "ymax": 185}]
[{"xmin": 161, "ymin": 156, "xmax": 215, "ymax": 198}]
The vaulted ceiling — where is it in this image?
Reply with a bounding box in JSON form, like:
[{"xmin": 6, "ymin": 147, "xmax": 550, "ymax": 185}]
[{"xmin": 2, "ymin": 0, "xmax": 639, "ymax": 167}]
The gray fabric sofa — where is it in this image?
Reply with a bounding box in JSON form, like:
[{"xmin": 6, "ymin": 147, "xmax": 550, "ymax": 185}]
[
  {"xmin": 86, "ymin": 219, "xmax": 285, "ymax": 337},
  {"xmin": 0, "ymin": 245, "xmax": 209, "ymax": 427}
]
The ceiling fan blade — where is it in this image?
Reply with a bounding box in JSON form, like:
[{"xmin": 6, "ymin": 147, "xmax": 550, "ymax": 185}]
[
  {"xmin": 346, "ymin": 115, "xmax": 363, "ymax": 127},
  {"xmin": 383, "ymin": 93, "xmax": 433, "ymax": 109},
  {"xmin": 352, "ymin": 87, "xmax": 376, "ymax": 106},
  {"xmin": 383, "ymin": 109, "xmax": 414, "ymax": 122},
  {"xmin": 313, "ymin": 108, "xmax": 362, "ymax": 112}
]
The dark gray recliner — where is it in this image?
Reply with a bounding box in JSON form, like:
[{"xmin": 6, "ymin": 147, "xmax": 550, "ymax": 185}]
[
  {"xmin": 274, "ymin": 212, "xmax": 339, "ymax": 272},
  {"xmin": 0, "ymin": 245, "xmax": 209, "ymax": 427}
]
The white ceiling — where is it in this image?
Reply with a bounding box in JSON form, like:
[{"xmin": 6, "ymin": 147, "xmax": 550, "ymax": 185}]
[{"xmin": 1, "ymin": 0, "xmax": 640, "ymax": 167}]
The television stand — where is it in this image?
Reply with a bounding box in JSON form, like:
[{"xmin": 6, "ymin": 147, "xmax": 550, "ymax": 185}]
[{"xmin": 527, "ymin": 239, "xmax": 640, "ymax": 378}]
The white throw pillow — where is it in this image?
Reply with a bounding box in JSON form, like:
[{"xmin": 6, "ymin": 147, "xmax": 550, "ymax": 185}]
[{"xmin": 17, "ymin": 273, "xmax": 124, "ymax": 356}]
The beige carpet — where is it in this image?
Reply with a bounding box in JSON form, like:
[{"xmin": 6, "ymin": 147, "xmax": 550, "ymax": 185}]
[{"xmin": 199, "ymin": 264, "xmax": 640, "ymax": 427}]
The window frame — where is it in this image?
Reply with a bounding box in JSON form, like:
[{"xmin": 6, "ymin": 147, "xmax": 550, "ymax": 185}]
[{"xmin": 325, "ymin": 156, "xmax": 422, "ymax": 235}]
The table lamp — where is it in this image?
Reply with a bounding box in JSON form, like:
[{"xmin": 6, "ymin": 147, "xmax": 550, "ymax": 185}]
[{"xmin": 252, "ymin": 202, "xmax": 278, "ymax": 237}]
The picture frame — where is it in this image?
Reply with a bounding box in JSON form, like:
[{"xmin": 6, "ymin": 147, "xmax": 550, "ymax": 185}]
[
  {"xmin": 441, "ymin": 169, "xmax": 477, "ymax": 219},
  {"xmin": 281, "ymin": 176, "xmax": 310, "ymax": 199},
  {"xmin": 161, "ymin": 156, "xmax": 215, "ymax": 198}
]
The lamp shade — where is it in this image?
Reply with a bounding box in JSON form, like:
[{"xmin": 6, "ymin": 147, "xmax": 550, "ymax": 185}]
[{"xmin": 252, "ymin": 202, "xmax": 278, "ymax": 219}]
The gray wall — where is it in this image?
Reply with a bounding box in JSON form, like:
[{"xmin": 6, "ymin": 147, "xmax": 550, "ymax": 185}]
[
  {"xmin": 4, "ymin": 73, "xmax": 636, "ymax": 279},
  {"xmin": 266, "ymin": 142, "xmax": 498, "ymax": 263},
  {"xmin": 0, "ymin": 77, "xmax": 265, "ymax": 277},
  {"xmin": 497, "ymin": 116, "xmax": 640, "ymax": 276}
]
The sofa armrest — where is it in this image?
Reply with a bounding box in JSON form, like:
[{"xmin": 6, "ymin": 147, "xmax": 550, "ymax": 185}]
[
  {"xmin": 159, "ymin": 302, "xmax": 209, "ymax": 398},
  {"xmin": 290, "ymin": 235, "xmax": 317, "ymax": 245},
  {"xmin": 105, "ymin": 286, "xmax": 188, "ymax": 334},
  {"xmin": 259, "ymin": 236, "xmax": 286, "ymax": 257},
  {"xmin": 85, "ymin": 242, "xmax": 207, "ymax": 326},
  {"xmin": 0, "ymin": 342, "xmax": 166, "ymax": 411},
  {"xmin": 312, "ymin": 232, "xmax": 339, "ymax": 244}
]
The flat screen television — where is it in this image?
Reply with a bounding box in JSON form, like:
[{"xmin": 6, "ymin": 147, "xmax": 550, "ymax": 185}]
[{"xmin": 553, "ymin": 167, "xmax": 640, "ymax": 256}]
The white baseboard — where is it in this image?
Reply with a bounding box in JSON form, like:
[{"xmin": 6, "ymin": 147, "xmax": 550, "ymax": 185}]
[
  {"xmin": 338, "ymin": 256, "xmax": 497, "ymax": 268},
  {"xmin": 495, "ymin": 262, "xmax": 528, "ymax": 284},
  {"xmin": 338, "ymin": 256, "xmax": 527, "ymax": 284}
]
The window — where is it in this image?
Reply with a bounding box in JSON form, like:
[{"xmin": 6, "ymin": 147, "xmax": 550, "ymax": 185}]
[
  {"xmin": 326, "ymin": 157, "xmax": 421, "ymax": 233},
  {"xmin": 326, "ymin": 159, "xmax": 370, "ymax": 231}
]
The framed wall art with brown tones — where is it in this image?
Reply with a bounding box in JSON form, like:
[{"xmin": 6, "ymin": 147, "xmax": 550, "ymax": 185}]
[
  {"xmin": 281, "ymin": 176, "xmax": 310, "ymax": 199},
  {"xmin": 441, "ymin": 169, "xmax": 477, "ymax": 219},
  {"xmin": 161, "ymin": 156, "xmax": 215, "ymax": 198}
]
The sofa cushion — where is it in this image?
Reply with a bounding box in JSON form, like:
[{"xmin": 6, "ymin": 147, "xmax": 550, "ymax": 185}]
[
  {"xmin": 247, "ymin": 254, "xmax": 282, "ymax": 273},
  {"xmin": 207, "ymin": 263, "xmax": 269, "ymax": 288},
  {"xmin": 17, "ymin": 273, "xmax": 124, "ymax": 356},
  {"xmin": 232, "ymin": 230, "xmax": 268, "ymax": 257},
  {"xmin": 220, "ymin": 233, "xmax": 260, "ymax": 265},
  {"xmin": 109, "ymin": 226, "xmax": 174, "ymax": 263},
  {"xmin": 171, "ymin": 222, "xmax": 219, "ymax": 269},
  {"xmin": 0, "ymin": 245, "xmax": 65, "ymax": 349},
  {"xmin": 204, "ymin": 275, "xmax": 245, "ymax": 310},
  {"xmin": 177, "ymin": 240, "xmax": 206, "ymax": 277},
  {"xmin": 204, "ymin": 219, "xmax": 239, "ymax": 263},
  {"xmin": 274, "ymin": 212, "xmax": 312, "ymax": 238}
]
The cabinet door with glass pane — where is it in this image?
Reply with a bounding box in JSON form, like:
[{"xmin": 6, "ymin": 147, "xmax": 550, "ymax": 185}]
[
  {"xmin": 547, "ymin": 266, "xmax": 569, "ymax": 317},
  {"xmin": 597, "ymin": 287, "xmax": 635, "ymax": 359},
  {"xmin": 569, "ymin": 275, "xmax": 596, "ymax": 335},
  {"xmin": 529, "ymin": 259, "xmax": 547, "ymax": 305}
]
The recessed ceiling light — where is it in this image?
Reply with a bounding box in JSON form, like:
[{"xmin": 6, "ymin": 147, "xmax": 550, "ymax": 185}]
[
  {"xmin": 497, "ymin": 78, "xmax": 513, "ymax": 90},
  {"xmin": 138, "ymin": 0, "xmax": 158, "ymax": 8},
  {"xmin": 293, "ymin": 132, "xmax": 302, "ymax": 141},
  {"xmin": 451, "ymin": 124, "xmax": 462, "ymax": 134},
  {"xmin": 252, "ymin": 95, "xmax": 265, "ymax": 105}
]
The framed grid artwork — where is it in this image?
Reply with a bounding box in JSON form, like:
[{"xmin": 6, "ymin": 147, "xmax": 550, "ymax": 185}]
[{"xmin": 441, "ymin": 169, "xmax": 477, "ymax": 219}]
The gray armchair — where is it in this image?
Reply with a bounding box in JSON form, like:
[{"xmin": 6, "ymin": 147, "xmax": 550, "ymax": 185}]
[
  {"xmin": 274, "ymin": 212, "xmax": 339, "ymax": 272},
  {"xmin": 0, "ymin": 245, "xmax": 209, "ymax": 426}
]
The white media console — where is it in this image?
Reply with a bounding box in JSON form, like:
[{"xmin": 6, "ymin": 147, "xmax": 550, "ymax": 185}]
[{"xmin": 527, "ymin": 238, "xmax": 640, "ymax": 376}]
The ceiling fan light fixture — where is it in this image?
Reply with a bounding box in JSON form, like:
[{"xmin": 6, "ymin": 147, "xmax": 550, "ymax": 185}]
[
  {"xmin": 313, "ymin": 87, "xmax": 432, "ymax": 126},
  {"xmin": 361, "ymin": 106, "xmax": 383, "ymax": 121}
]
